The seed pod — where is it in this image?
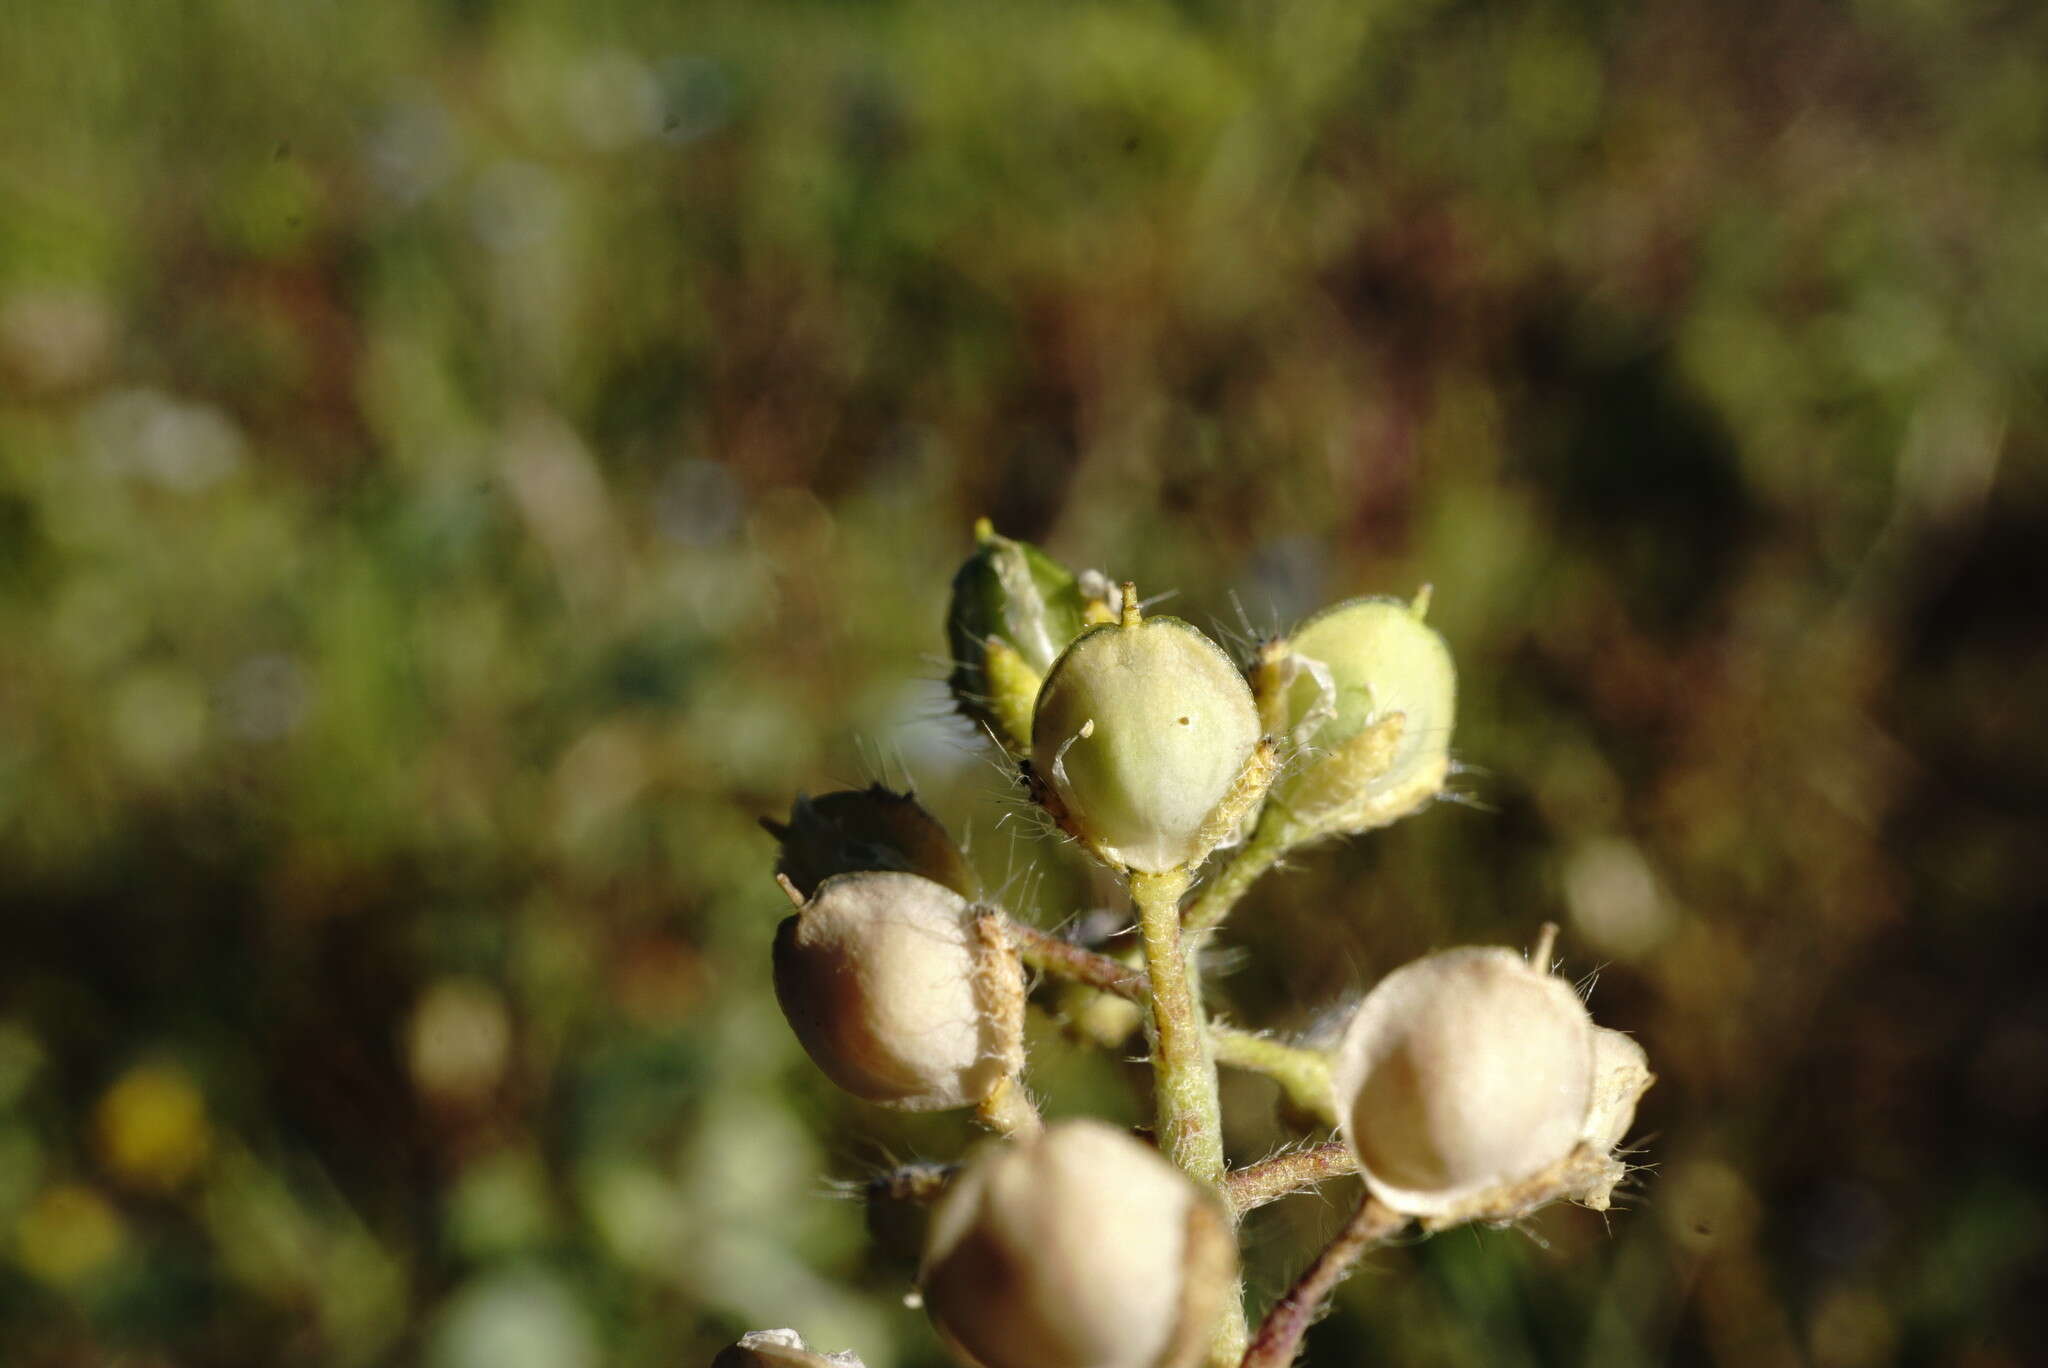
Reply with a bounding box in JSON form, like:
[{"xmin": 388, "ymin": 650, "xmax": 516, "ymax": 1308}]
[
  {"xmin": 1255, "ymin": 593, "xmax": 1455, "ymax": 842},
  {"xmin": 1574, "ymin": 1026, "xmax": 1653, "ymax": 1211},
  {"xmin": 921, "ymin": 1119, "xmax": 1236, "ymax": 1368},
  {"xmin": 1331, "ymin": 946, "xmax": 1649, "ymax": 1225},
  {"xmin": 712, "ymin": 1329, "xmax": 868, "ymax": 1368},
  {"xmin": 773, "ymin": 871, "xmax": 1025, "ymax": 1112},
  {"xmin": 762, "ymin": 785, "xmax": 978, "ymax": 901},
  {"xmin": 947, "ymin": 521, "xmax": 1093, "ymax": 755},
  {"xmin": 1030, "ymin": 596, "xmax": 1269, "ymax": 875}
]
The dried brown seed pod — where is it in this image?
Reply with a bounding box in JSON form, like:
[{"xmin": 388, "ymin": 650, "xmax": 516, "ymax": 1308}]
[
  {"xmin": 1331, "ymin": 946, "xmax": 1651, "ymax": 1225},
  {"xmin": 773, "ymin": 871, "xmax": 1024, "ymax": 1112},
  {"xmin": 762, "ymin": 785, "xmax": 978, "ymax": 901},
  {"xmin": 920, "ymin": 1119, "xmax": 1237, "ymax": 1368}
]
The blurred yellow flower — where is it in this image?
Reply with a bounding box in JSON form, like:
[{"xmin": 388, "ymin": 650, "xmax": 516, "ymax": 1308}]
[
  {"xmin": 15, "ymin": 1183, "xmax": 124, "ymax": 1286},
  {"xmin": 96, "ymin": 1062, "xmax": 212, "ymax": 1191}
]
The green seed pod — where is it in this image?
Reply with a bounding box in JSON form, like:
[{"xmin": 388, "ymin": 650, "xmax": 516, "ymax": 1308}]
[
  {"xmin": 713, "ymin": 1329, "xmax": 868, "ymax": 1368},
  {"xmin": 1256, "ymin": 592, "xmax": 1455, "ymax": 843},
  {"xmin": 947, "ymin": 520, "xmax": 1093, "ymax": 755},
  {"xmin": 1330, "ymin": 946, "xmax": 1651, "ymax": 1226},
  {"xmin": 773, "ymin": 871, "xmax": 1025, "ymax": 1112},
  {"xmin": 1030, "ymin": 594, "xmax": 1269, "ymax": 875},
  {"xmin": 762, "ymin": 785, "xmax": 978, "ymax": 901},
  {"xmin": 921, "ymin": 1119, "xmax": 1236, "ymax": 1368}
]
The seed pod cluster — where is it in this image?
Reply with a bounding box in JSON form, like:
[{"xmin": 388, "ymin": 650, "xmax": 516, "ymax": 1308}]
[
  {"xmin": 759, "ymin": 529, "xmax": 1653, "ymax": 1368},
  {"xmin": 920, "ymin": 1120, "xmax": 1236, "ymax": 1368}
]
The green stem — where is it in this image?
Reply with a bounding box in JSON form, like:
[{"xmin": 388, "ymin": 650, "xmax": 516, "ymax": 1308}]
[
  {"xmin": 1208, "ymin": 1026, "xmax": 1336, "ymax": 1126},
  {"xmin": 1130, "ymin": 867, "xmax": 1245, "ymax": 1368},
  {"xmin": 1007, "ymin": 919, "xmax": 1335, "ymax": 1123},
  {"xmin": 1131, "ymin": 868, "xmax": 1223, "ymax": 1188},
  {"xmin": 1183, "ymin": 818, "xmax": 1293, "ymax": 943}
]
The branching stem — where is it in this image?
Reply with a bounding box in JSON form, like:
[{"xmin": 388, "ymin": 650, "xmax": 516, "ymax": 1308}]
[
  {"xmin": 1008, "ymin": 917, "xmax": 1335, "ymax": 1123},
  {"xmin": 1209, "ymin": 1026, "xmax": 1336, "ymax": 1126},
  {"xmin": 1223, "ymin": 1142, "xmax": 1358, "ymax": 1215},
  {"xmin": 1184, "ymin": 819, "xmax": 1292, "ymax": 942},
  {"xmin": 1239, "ymin": 1196, "xmax": 1408, "ymax": 1368},
  {"xmin": 1006, "ymin": 919, "xmax": 1148, "ymax": 997}
]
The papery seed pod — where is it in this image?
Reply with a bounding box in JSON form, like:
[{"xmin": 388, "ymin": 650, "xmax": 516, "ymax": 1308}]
[
  {"xmin": 1030, "ymin": 595, "xmax": 1270, "ymax": 875},
  {"xmin": 1331, "ymin": 946, "xmax": 1649, "ymax": 1224},
  {"xmin": 1255, "ymin": 593, "xmax": 1455, "ymax": 842},
  {"xmin": 713, "ymin": 1328, "xmax": 868, "ymax": 1368},
  {"xmin": 947, "ymin": 521, "xmax": 1092, "ymax": 754},
  {"xmin": 921, "ymin": 1119, "xmax": 1236, "ymax": 1368},
  {"xmin": 1573, "ymin": 1026, "xmax": 1654, "ymax": 1211},
  {"xmin": 763, "ymin": 785, "xmax": 979, "ymax": 901},
  {"xmin": 773, "ymin": 871, "xmax": 1025, "ymax": 1111}
]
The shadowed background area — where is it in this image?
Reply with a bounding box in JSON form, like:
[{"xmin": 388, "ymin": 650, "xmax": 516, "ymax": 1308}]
[{"xmin": 3, "ymin": 1, "xmax": 2045, "ymax": 1364}]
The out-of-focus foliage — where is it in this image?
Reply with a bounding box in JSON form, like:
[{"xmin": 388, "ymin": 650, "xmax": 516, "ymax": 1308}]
[{"xmin": 2, "ymin": 1, "xmax": 2044, "ymax": 1364}]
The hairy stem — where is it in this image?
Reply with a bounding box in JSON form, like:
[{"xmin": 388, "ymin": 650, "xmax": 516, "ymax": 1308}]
[
  {"xmin": 1183, "ymin": 818, "xmax": 1292, "ymax": 942},
  {"xmin": 1240, "ymin": 1196, "xmax": 1408, "ymax": 1368},
  {"xmin": 1130, "ymin": 867, "xmax": 1244, "ymax": 1367},
  {"xmin": 974, "ymin": 1075, "xmax": 1042, "ymax": 1138},
  {"xmin": 1008, "ymin": 919, "xmax": 1334, "ymax": 1122},
  {"xmin": 862, "ymin": 1162, "xmax": 957, "ymax": 1205},
  {"xmin": 1006, "ymin": 919, "xmax": 1149, "ymax": 997},
  {"xmin": 1208, "ymin": 1026, "xmax": 1336, "ymax": 1126},
  {"xmin": 1130, "ymin": 868, "xmax": 1223, "ymax": 1187},
  {"xmin": 1223, "ymin": 1142, "xmax": 1358, "ymax": 1215}
]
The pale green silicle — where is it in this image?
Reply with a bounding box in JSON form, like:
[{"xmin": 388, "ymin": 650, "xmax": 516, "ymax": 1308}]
[
  {"xmin": 1255, "ymin": 592, "xmax": 1456, "ymax": 842},
  {"xmin": 1029, "ymin": 593, "xmax": 1269, "ymax": 876}
]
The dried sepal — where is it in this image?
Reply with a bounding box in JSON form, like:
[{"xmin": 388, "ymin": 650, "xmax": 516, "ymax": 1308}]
[
  {"xmin": 1574, "ymin": 1026, "xmax": 1654, "ymax": 1212},
  {"xmin": 772, "ymin": 871, "xmax": 1025, "ymax": 1112},
  {"xmin": 920, "ymin": 1119, "xmax": 1236, "ymax": 1368},
  {"xmin": 763, "ymin": 786, "xmax": 979, "ymax": 901}
]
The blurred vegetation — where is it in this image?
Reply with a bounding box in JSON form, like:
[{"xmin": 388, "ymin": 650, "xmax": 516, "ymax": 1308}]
[{"xmin": 3, "ymin": 0, "xmax": 2045, "ymax": 1364}]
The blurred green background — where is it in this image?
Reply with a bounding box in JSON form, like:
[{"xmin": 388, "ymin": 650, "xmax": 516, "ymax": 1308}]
[{"xmin": 3, "ymin": 0, "xmax": 2045, "ymax": 1364}]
